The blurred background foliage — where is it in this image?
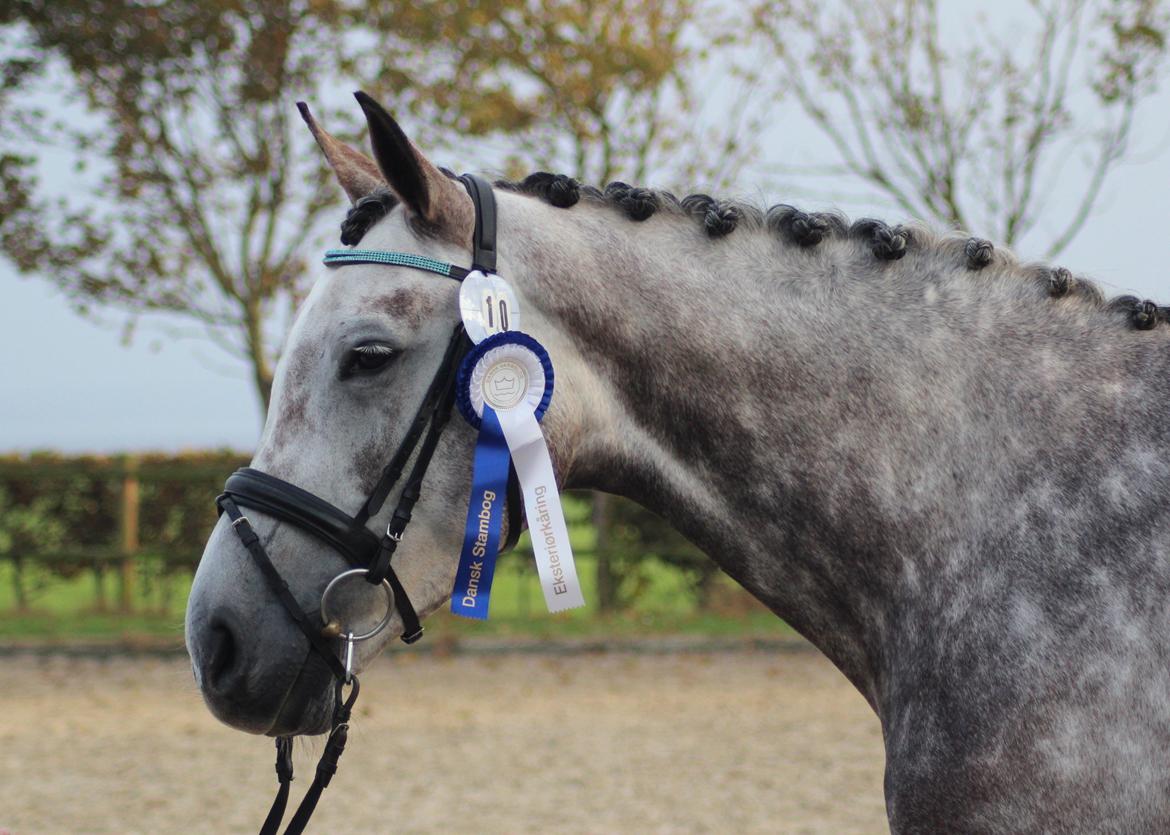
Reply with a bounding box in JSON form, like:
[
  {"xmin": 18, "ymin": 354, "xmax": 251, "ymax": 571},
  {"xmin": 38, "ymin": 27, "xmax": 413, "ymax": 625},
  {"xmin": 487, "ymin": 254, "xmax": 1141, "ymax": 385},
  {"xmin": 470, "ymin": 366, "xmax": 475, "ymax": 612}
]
[
  {"xmin": 0, "ymin": 455, "xmax": 768, "ymax": 641},
  {"xmin": 0, "ymin": 453, "xmax": 240, "ymax": 614},
  {"xmin": 0, "ymin": 0, "xmax": 755, "ymax": 410}
]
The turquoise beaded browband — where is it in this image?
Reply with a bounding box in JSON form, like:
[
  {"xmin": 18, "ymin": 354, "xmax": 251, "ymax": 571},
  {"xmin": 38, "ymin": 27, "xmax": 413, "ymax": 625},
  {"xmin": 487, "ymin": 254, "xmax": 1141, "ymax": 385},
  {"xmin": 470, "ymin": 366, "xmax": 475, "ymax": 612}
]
[{"xmin": 322, "ymin": 248, "xmax": 470, "ymax": 282}]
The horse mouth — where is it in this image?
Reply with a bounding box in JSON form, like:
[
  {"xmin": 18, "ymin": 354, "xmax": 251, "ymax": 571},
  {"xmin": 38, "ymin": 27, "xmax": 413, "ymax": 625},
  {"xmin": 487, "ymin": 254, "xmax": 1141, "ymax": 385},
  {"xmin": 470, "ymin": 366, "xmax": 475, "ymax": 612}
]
[{"xmin": 267, "ymin": 650, "xmax": 337, "ymax": 737}]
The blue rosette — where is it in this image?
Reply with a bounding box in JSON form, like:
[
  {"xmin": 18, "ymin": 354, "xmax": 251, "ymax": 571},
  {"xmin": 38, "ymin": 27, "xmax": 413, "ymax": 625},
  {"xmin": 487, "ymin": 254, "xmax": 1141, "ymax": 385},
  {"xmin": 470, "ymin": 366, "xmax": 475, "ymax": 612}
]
[
  {"xmin": 450, "ymin": 331, "xmax": 555, "ymax": 619},
  {"xmin": 456, "ymin": 330, "xmax": 554, "ymax": 429}
]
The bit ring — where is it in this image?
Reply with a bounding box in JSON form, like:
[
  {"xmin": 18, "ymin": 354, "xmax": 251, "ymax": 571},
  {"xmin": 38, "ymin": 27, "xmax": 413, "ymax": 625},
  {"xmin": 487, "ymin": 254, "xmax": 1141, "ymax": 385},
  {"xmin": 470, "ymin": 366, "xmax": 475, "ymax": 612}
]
[{"xmin": 320, "ymin": 568, "xmax": 395, "ymax": 642}]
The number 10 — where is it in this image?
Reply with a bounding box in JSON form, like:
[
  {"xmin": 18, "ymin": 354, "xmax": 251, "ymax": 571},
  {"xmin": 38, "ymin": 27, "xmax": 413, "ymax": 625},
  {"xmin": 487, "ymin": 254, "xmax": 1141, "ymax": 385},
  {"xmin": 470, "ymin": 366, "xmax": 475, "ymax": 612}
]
[{"xmin": 484, "ymin": 294, "xmax": 510, "ymax": 331}]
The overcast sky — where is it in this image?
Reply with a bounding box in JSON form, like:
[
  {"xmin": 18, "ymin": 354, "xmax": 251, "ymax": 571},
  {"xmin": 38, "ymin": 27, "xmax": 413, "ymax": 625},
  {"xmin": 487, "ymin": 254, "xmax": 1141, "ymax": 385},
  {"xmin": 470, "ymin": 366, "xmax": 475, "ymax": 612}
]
[{"xmin": 3, "ymin": 2, "xmax": 1169, "ymax": 454}]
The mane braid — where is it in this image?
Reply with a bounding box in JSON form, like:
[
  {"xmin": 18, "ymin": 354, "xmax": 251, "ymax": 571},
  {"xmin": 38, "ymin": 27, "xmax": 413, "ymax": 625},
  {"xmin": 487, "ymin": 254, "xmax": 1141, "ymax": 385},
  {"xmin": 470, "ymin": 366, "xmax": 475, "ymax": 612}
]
[
  {"xmin": 491, "ymin": 170, "xmax": 1170, "ymax": 332},
  {"xmin": 330, "ymin": 173, "xmax": 1169, "ymax": 333},
  {"xmin": 340, "ymin": 189, "xmax": 398, "ymax": 246}
]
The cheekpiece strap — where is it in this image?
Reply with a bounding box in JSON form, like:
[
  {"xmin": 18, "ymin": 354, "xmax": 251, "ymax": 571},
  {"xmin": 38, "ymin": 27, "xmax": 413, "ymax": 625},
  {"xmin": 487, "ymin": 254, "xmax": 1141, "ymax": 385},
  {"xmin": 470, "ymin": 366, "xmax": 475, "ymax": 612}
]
[{"xmin": 459, "ymin": 173, "xmax": 498, "ymax": 273}]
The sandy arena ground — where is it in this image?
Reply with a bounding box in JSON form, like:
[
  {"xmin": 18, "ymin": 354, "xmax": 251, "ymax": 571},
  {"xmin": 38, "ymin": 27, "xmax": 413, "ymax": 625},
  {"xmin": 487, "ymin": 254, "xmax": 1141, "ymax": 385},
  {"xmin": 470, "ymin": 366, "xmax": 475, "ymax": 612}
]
[{"xmin": 0, "ymin": 647, "xmax": 887, "ymax": 834}]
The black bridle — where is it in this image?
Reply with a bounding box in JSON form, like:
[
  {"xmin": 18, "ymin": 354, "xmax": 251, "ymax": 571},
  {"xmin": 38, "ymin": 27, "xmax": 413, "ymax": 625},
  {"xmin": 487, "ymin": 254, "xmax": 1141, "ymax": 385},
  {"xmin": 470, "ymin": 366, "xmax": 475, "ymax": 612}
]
[{"xmin": 215, "ymin": 173, "xmax": 521, "ymax": 835}]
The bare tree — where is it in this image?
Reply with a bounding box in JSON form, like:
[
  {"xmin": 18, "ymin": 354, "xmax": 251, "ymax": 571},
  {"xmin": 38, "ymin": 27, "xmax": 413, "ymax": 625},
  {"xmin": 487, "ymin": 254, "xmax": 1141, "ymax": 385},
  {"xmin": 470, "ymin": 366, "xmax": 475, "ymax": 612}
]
[{"xmin": 749, "ymin": 0, "xmax": 1168, "ymax": 257}]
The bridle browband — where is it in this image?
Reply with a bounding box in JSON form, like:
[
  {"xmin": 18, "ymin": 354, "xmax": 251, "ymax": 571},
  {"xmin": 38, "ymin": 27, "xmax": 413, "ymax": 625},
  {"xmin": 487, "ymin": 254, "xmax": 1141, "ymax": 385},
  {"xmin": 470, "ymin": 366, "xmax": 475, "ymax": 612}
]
[{"xmin": 216, "ymin": 173, "xmax": 520, "ymax": 835}]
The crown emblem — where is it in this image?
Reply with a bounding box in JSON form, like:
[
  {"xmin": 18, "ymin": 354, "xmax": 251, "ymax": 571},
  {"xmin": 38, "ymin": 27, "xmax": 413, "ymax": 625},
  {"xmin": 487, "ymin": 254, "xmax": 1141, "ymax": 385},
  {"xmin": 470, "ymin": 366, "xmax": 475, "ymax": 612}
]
[{"xmin": 488, "ymin": 373, "xmax": 520, "ymax": 399}]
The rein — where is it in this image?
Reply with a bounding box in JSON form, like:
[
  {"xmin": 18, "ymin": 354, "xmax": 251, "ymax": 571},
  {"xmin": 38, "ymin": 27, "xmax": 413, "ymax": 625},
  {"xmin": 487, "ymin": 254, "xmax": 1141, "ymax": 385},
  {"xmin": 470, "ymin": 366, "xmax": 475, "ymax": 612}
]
[{"xmin": 216, "ymin": 173, "xmax": 519, "ymax": 835}]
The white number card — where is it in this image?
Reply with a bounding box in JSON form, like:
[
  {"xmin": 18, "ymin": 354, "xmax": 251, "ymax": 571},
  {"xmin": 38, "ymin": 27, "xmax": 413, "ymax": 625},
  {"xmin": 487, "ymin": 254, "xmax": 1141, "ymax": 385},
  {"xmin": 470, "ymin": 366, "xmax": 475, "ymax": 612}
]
[{"xmin": 459, "ymin": 271, "xmax": 520, "ymax": 344}]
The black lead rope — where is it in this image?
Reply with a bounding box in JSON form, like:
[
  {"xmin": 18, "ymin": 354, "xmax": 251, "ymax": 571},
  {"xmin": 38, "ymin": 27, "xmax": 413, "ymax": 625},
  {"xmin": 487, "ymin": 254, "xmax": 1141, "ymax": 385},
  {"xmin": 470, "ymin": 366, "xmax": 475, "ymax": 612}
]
[
  {"xmin": 258, "ymin": 679, "xmax": 360, "ymax": 835},
  {"xmin": 259, "ymin": 737, "xmax": 294, "ymax": 835},
  {"xmin": 214, "ymin": 173, "xmax": 519, "ymax": 835}
]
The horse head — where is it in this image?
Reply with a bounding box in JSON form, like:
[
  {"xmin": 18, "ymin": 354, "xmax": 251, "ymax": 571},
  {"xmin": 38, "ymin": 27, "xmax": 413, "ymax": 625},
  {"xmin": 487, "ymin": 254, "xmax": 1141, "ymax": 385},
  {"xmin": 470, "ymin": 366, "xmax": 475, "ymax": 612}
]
[{"xmin": 184, "ymin": 93, "xmax": 597, "ymax": 735}]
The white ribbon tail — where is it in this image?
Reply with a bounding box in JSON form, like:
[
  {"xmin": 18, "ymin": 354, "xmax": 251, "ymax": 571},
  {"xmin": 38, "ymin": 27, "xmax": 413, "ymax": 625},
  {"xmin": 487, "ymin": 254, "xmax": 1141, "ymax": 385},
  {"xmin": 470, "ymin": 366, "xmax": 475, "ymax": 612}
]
[{"xmin": 495, "ymin": 406, "xmax": 586, "ymax": 613}]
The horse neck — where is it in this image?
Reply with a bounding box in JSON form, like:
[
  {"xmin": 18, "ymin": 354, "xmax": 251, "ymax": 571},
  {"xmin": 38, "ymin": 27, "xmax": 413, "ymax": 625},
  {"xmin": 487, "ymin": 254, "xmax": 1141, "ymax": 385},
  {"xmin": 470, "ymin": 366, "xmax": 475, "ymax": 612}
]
[{"xmin": 501, "ymin": 195, "xmax": 1170, "ymax": 707}]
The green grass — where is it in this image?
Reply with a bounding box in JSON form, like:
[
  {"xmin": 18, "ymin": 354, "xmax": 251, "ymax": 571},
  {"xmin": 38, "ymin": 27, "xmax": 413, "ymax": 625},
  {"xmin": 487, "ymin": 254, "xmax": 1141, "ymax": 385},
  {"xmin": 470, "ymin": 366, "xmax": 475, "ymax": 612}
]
[
  {"xmin": 425, "ymin": 608, "xmax": 795, "ymax": 641},
  {"xmin": 0, "ymin": 558, "xmax": 190, "ymax": 642},
  {"xmin": 0, "ymin": 553, "xmax": 794, "ymax": 645}
]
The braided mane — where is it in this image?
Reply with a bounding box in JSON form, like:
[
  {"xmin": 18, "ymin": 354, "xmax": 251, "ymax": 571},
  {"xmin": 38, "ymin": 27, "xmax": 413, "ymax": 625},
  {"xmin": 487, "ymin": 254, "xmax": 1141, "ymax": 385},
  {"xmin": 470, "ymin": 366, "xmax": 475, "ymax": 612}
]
[{"xmin": 338, "ymin": 172, "xmax": 1169, "ymax": 332}]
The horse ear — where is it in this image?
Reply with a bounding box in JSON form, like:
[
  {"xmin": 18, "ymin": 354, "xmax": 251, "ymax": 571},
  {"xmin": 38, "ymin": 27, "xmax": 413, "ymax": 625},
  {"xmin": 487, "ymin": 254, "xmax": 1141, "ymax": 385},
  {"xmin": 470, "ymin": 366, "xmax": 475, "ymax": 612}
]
[
  {"xmin": 297, "ymin": 102, "xmax": 386, "ymax": 204},
  {"xmin": 353, "ymin": 91, "xmax": 472, "ymax": 239}
]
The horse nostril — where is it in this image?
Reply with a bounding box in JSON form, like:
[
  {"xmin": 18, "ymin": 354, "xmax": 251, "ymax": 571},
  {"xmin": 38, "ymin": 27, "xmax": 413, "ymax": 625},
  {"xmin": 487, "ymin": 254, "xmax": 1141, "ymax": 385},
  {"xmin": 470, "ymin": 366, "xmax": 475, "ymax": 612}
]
[{"xmin": 205, "ymin": 618, "xmax": 242, "ymax": 695}]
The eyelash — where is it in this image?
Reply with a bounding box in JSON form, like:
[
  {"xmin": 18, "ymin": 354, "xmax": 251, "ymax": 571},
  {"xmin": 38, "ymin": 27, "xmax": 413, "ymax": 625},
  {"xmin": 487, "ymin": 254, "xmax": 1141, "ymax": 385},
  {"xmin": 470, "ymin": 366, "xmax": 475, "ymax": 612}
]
[{"xmin": 342, "ymin": 343, "xmax": 397, "ymax": 378}]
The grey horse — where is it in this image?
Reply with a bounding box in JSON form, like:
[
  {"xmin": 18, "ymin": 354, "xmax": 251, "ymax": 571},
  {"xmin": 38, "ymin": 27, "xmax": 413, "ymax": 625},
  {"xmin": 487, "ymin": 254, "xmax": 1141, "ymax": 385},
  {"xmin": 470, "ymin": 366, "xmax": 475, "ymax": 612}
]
[{"xmin": 186, "ymin": 93, "xmax": 1170, "ymax": 832}]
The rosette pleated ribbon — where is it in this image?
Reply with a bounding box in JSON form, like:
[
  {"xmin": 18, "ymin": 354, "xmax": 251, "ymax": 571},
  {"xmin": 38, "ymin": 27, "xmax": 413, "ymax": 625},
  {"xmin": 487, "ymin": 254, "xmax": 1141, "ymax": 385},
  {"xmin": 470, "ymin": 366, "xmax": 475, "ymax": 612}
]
[{"xmin": 452, "ymin": 331, "xmax": 585, "ymax": 618}]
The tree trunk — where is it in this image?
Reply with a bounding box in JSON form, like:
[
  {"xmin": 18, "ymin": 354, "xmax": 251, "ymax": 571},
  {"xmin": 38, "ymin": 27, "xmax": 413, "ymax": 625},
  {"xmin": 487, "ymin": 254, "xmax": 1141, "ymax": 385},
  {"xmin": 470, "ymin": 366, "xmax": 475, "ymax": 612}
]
[
  {"xmin": 93, "ymin": 559, "xmax": 107, "ymax": 612},
  {"xmin": 593, "ymin": 493, "xmax": 619, "ymax": 611},
  {"xmin": 243, "ymin": 296, "xmax": 274, "ymax": 416},
  {"xmin": 12, "ymin": 555, "xmax": 28, "ymax": 613},
  {"xmin": 694, "ymin": 566, "xmax": 721, "ymax": 611}
]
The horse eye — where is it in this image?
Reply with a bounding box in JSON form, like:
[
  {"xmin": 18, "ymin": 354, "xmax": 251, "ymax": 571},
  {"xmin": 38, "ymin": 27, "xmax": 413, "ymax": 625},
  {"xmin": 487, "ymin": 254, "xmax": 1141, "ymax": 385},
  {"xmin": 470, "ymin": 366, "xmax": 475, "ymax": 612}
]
[{"xmin": 342, "ymin": 343, "xmax": 396, "ymax": 378}]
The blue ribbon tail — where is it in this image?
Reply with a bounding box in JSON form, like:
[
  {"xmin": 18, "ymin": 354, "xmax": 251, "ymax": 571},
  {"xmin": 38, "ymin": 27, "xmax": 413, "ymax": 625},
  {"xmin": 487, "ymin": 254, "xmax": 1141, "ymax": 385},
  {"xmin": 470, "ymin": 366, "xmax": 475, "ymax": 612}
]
[{"xmin": 450, "ymin": 406, "xmax": 510, "ymax": 619}]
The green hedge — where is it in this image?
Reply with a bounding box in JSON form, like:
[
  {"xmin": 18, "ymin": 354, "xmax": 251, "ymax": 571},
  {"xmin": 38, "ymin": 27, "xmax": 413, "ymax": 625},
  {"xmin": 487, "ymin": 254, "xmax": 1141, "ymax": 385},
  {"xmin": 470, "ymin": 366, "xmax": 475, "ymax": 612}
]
[
  {"xmin": 0, "ymin": 453, "xmax": 728, "ymax": 618},
  {"xmin": 0, "ymin": 451, "xmax": 247, "ymax": 568}
]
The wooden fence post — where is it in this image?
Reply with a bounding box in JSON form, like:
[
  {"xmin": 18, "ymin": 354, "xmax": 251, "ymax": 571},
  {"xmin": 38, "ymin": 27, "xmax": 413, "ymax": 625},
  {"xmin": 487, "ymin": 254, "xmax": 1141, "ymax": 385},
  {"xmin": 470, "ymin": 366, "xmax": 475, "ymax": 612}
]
[
  {"xmin": 119, "ymin": 456, "xmax": 140, "ymax": 613},
  {"xmin": 593, "ymin": 493, "xmax": 618, "ymax": 611},
  {"xmin": 12, "ymin": 555, "xmax": 28, "ymax": 613}
]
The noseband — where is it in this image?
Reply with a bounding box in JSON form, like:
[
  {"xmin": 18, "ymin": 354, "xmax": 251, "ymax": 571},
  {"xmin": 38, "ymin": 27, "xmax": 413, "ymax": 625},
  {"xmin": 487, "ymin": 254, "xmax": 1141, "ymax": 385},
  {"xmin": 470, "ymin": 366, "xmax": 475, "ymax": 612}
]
[{"xmin": 215, "ymin": 174, "xmax": 521, "ymax": 835}]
